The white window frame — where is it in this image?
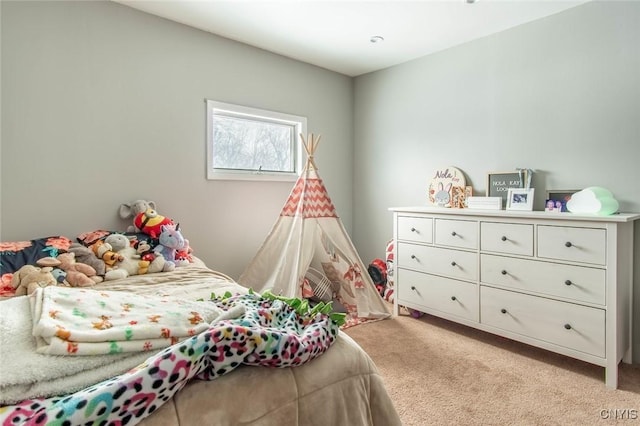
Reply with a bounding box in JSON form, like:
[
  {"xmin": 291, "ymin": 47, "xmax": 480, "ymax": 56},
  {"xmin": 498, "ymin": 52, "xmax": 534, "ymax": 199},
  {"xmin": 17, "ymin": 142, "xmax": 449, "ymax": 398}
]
[{"xmin": 206, "ymin": 100, "xmax": 307, "ymax": 181}]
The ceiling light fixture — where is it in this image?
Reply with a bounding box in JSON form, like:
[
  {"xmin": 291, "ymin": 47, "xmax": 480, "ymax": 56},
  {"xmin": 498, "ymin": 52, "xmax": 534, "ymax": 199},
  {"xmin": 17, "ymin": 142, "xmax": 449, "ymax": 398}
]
[
  {"xmin": 370, "ymin": 35, "xmax": 384, "ymax": 44},
  {"xmin": 466, "ymin": 0, "xmax": 477, "ymax": 3}
]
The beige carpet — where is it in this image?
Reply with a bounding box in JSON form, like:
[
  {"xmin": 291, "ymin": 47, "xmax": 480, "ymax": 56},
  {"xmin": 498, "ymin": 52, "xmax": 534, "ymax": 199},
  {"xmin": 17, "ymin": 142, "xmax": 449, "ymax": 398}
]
[{"xmin": 344, "ymin": 311, "xmax": 640, "ymax": 426}]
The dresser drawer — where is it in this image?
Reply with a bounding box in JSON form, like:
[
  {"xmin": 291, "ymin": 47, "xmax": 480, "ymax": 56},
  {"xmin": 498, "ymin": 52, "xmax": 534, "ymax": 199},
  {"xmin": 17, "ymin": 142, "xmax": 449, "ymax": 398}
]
[
  {"xmin": 398, "ymin": 268, "xmax": 478, "ymax": 322},
  {"xmin": 480, "ymin": 222, "xmax": 533, "ymax": 256},
  {"xmin": 397, "ymin": 216, "xmax": 433, "ymax": 244},
  {"xmin": 537, "ymin": 226, "xmax": 606, "ymax": 265},
  {"xmin": 480, "ymin": 286, "xmax": 605, "ymax": 358},
  {"xmin": 398, "ymin": 242, "xmax": 477, "ymax": 281},
  {"xmin": 480, "ymin": 254, "xmax": 606, "ymax": 305},
  {"xmin": 434, "ymin": 219, "xmax": 477, "ymax": 250}
]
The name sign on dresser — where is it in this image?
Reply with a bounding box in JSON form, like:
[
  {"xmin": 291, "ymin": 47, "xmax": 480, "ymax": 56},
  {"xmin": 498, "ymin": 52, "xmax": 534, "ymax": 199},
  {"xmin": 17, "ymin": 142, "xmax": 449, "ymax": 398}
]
[{"xmin": 390, "ymin": 206, "xmax": 640, "ymax": 389}]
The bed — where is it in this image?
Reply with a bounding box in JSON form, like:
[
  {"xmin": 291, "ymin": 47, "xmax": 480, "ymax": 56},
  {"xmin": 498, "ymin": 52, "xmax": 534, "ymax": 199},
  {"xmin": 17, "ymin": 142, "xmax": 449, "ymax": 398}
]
[{"xmin": 0, "ymin": 254, "xmax": 401, "ymax": 425}]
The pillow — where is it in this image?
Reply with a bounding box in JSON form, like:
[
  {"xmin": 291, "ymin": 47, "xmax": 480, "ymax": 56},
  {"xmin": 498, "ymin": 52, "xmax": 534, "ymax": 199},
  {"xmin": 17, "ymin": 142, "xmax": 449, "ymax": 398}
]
[
  {"xmin": 0, "ymin": 236, "xmax": 72, "ymax": 275},
  {"xmin": 76, "ymin": 230, "xmax": 112, "ymax": 247},
  {"xmin": 304, "ymin": 267, "xmax": 335, "ymax": 303},
  {"xmin": 304, "ymin": 267, "xmax": 347, "ymax": 313}
]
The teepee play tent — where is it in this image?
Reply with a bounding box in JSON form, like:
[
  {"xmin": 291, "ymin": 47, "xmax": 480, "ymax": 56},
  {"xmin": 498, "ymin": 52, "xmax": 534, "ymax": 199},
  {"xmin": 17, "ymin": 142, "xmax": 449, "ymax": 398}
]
[{"xmin": 239, "ymin": 134, "xmax": 390, "ymax": 327}]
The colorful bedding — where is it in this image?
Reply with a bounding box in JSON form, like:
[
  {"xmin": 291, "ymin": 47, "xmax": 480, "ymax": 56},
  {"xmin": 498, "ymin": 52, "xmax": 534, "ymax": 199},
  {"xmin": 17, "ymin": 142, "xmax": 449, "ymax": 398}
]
[
  {"xmin": 1, "ymin": 291, "xmax": 340, "ymax": 425},
  {"xmin": 0, "ymin": 260, "xmax": 402, "ymax": 426},
  {"xmin": 30, "ymin": 286, "xmax": 226, "ymax": 355}
]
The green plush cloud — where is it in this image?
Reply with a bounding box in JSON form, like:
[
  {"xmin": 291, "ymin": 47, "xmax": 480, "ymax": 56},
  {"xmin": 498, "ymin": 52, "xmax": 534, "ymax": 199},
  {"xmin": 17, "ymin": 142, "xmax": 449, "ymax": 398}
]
[{"xmin": 566, "ymin": 187, "xmax": 619, "ymax": 216}]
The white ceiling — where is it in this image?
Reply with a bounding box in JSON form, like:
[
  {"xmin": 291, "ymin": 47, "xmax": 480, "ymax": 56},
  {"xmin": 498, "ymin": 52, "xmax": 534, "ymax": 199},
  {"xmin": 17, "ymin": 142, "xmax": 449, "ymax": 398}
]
[{"xmin": 113, "ymin": 0, "xmax": 588, "ymax": 77}]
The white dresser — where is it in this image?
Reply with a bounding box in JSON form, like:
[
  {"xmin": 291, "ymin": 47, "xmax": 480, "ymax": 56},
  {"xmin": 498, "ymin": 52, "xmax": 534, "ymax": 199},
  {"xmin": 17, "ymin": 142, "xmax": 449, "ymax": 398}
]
[{"xmin": 390, "ymin": 206, "xmax": 640, "ymax": 388}]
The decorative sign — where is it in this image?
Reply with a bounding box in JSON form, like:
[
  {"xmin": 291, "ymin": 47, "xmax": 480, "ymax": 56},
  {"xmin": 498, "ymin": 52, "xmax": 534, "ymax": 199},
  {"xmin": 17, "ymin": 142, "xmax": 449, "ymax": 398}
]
[
  {"xmin": 428, "ymin": 167, "xmax": 466, "ymax": 208},
  {"xmin": 486, "ymin": 171, "xmax": 527, "ymax": 207}
]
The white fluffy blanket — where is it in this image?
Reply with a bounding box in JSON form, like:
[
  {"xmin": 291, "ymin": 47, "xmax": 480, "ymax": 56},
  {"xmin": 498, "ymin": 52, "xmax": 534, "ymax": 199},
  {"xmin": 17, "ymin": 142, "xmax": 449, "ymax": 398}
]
[
  {"xmin": 30, "ymin": 286, "xmax": 223, "ymax": 355},
  {"xmin": 0, "ymin": 287, "xmax": 239, "ymax": 405},
  {"xmin": 0, "ymin": 295, "xmax": 155, "ymax": 404}
]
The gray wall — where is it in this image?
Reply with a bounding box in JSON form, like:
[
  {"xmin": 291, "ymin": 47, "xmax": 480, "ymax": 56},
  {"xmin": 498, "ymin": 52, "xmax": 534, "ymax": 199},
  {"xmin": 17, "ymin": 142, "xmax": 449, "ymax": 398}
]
[
  {"xmin": 353, "ymin": 1, "xmax": 640, "ymax": 360},
  {"xmin": 0, "ymin": 0, "xmax": 353, "ymax": 279}
]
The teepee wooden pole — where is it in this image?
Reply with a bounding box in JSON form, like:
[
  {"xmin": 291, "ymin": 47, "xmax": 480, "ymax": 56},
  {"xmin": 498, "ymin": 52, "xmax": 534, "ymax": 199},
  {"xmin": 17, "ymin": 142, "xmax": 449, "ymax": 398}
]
[{"xmin": 300, "ymin": 133, "xmax": 321, "ymax": 171}]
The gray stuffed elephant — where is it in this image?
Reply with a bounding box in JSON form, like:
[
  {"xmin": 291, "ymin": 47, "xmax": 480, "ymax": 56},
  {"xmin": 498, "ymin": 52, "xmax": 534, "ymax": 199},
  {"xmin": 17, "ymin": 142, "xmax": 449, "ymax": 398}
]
[{"xmin": 119, "ymin": 199, "xmax": 156, "ymax": 232}]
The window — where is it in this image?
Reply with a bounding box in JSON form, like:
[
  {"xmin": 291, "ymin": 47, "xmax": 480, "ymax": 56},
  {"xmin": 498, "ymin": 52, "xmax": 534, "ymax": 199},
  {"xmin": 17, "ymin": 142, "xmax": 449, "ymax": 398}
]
[{"xmin": 206, "ymin": 100, "xmax": 307, "ymax": 181}]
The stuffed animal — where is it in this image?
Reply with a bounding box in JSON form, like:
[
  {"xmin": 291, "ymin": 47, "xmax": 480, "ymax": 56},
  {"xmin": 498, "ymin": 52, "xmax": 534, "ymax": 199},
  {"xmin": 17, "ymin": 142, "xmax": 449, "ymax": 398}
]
[
  {"xmin": 103, "ymin": 234, "xmax": 169, "ymax": 280},
  {"xmin": 11, "ymin": 265, "xmax": 59, "ymax": 296},
  {"xmin": 154, "ymin": 224, "xmax": 187, "ymax": 268},
  {"xmin": 68, "ymin": 242, "xmax": 106, "ymax": 277},
  {"xmin": 38, "ymin": 253, "xmax": 99, "ymax": 287},
  {"xmin": 174, "ymin": 237, "xmax": 193, "ymax": 264},
  {"xmin": 119, "ymin": 199, "xmax": 157, "ymax": 233},
  {"xmin": 134, "ymin": 240, "xmax": 154, "ymax": 261},
  {"xmin": 133, "ymin": 208, "xmax": 174, "ymax": 239},
  {"xmin": 91, "ymin": 240, "xmax": 124, "ymax": 267},
  {"xmin": 103, "ymin": 234, "xmax": 130, "ymax": 252},
  {"xmin": 51, "ymin": 268, "xmax": 67, "ymax": 284}
]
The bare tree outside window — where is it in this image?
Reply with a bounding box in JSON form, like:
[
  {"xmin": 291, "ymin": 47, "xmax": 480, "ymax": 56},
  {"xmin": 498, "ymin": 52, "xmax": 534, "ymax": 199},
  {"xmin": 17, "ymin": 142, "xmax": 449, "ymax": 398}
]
[{"xmin": 206, "ymin": 100, "xmax": 306, "ymax": 181}]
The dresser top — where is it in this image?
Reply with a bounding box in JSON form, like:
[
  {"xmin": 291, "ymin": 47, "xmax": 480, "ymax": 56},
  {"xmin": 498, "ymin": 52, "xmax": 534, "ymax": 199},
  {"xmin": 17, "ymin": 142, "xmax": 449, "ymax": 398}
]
[{"xmin": 389, "ymin": 206, "xmax": 640, "ymax": 223}]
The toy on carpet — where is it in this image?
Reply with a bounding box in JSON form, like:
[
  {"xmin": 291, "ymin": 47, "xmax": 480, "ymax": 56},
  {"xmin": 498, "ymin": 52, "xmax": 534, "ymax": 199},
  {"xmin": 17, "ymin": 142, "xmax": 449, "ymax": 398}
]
[
  {"xmin": 408, "ymin": 308, "xmax": 424, "ymax": 318},
  {"xmin": 11, "ymin": 265, "xmax": 59, "ymax": 296},
  {"xmin": 367, "ymin": 258, "xmax": 388, "ymax": 297},
  {"xmin": 384, "ymin": 239, "xmax": 395, "ymax": 303}
]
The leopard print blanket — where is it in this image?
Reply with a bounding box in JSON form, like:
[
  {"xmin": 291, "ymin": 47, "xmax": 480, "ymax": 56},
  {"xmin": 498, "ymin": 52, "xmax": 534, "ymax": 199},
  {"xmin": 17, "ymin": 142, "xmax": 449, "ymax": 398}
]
[{"xmin": 0, "ymin": 292, "xmax": 340, "ymax": 425}]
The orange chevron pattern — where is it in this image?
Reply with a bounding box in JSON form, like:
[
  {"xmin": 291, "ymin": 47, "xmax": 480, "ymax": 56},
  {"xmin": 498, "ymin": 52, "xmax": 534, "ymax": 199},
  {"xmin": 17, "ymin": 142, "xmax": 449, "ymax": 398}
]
[{"xmin": 280, "ymin": 177, "xmax": 338, "ymax": 218}]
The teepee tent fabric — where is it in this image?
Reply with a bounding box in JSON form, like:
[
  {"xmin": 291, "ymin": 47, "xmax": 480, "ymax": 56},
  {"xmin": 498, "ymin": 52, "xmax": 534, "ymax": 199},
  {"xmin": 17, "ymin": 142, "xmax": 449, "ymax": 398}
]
[{"xmin": 239, "ymin": 134, "xmax": 390, "ymax": 327}]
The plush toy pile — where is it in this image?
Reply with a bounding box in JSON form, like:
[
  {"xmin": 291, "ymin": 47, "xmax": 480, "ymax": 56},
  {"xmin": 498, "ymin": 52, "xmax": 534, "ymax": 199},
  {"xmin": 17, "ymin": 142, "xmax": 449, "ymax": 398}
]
[{"xmin": 0, "ymin": 199, "xmax": 195, "ymax": 298}]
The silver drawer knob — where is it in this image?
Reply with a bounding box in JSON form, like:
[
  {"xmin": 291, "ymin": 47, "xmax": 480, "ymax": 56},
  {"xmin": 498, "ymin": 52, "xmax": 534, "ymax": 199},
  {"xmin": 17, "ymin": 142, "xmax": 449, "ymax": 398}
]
[
  {"xmin": 500, "ymin": 308, "xmax": 507, "ymax": 314},
  {"xmin": 411, "ymin": 286, "xmax": 416, "ymax": 291},
  {"xmin": 451, "ymin": 231, "xmax": 457, "ymax": 236},
  {"xmin": 410, "ymin": 254, "xmax": 417, "ymax": 260},
  {"xmin": 564, "ymin": 324, "xmax": 572, "ymax": 330},
  {"xmin": 501, "ymin": 236, "xmax": 507, "ymax": 241},
  {"xmin": 411, "ymin": 227, "xmax": 418, "ymax": 233},
  {"xmin": 501, "ymin": 270, "xmax": 507, "ymax": 275},
  {"xmin": 451, "ymin": 261, "xmax": 457, "ymax": 267},
  {"xmin": 565, "ymin": 280, "xmax": 572, "ymax": 286},
  {"xmin": 451, "ymin": 296, "xmax": 457, "ymax": 301},
  {"xmin": 565, "ymin": 241, "xmax": 573, "ymax": 248}
]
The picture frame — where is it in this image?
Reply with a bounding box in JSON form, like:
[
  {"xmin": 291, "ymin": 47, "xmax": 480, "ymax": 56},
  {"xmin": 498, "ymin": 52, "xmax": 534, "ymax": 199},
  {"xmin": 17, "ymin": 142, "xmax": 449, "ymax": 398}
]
[
  {"xmin": 506, "ymin": 188, "xmax": 535, "ymax": 211},
  {"xmin": 451, "ymin": 186, "xmax": 464, "ymax": 208},
  {"xmin": 451, "ymin": 186, "xmax": 473, "ymax": 208},
  {"xmin": 486, "ymin": 170, "xmax": 528, "ymax": 208},
  {"xmin": 545, "ymin": 190, "xmax": 578, "ymax": 213},
  {"xmin": 464, "ymin": 186, "xmax": 473, "ymax": 208}
]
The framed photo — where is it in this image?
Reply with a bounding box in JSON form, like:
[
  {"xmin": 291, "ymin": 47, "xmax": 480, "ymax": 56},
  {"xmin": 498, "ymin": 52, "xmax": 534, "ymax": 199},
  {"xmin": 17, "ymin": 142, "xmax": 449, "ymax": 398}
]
[
  {"xmin": 464, "ymin": 186, "xmax": 473, "ymax": 208},
  {"xmin": 545, "ymin": 190, "xmax": 578, "ymax": 213},
  {"xmin": 451, "ymin": 186, "xmax": 464, "ymax": 208},
  {"xmin": 487, "ymin": 170, "xmax": 528, "ymax": 208},
  {"xmin": 451, "ymin": 186, "xmax": 473, "ymax": 208},
  {"xmin": 506, "ymin": 188, "xmax": 535, "ymax": 211}
]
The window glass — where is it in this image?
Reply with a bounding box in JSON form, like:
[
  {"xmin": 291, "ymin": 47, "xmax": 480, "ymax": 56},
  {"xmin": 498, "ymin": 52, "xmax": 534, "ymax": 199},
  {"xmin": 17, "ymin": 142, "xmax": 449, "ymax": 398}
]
[{"xmin": 206, "ymin": 100, "xmax": 307, "ymax": 181}]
